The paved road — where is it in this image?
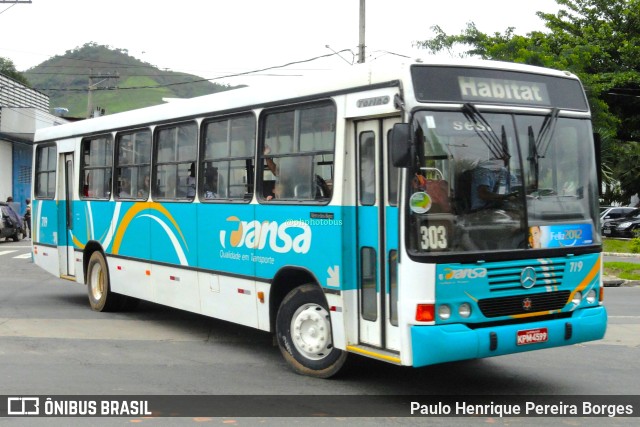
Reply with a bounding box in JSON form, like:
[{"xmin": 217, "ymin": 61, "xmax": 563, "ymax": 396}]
[{"xmin": 0, "ymin": 239, "xmax": 638, "ymax": 426}]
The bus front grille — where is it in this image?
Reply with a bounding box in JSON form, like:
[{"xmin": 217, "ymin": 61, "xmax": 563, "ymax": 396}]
[
  {"xmin": 477, "ymin": 290, "xmax": 571, "ymax": 318},
  {"xmin": 486, "ymin": 262, "xmax": 566, "ymax": 292}
]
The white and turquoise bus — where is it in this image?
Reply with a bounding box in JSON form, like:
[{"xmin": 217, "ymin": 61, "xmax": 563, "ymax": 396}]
[{"xmin": 32, "ymin": 58, "xmax": 607, "ymax": 378}]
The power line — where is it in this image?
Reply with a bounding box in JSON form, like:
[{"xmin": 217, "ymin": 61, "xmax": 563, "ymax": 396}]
[{"xmin": 3, "ymin": 49, "xmax": 355, "ymax": 92}]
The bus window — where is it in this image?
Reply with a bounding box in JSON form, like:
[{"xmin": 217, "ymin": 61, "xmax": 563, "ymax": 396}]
[
  {"xmin": 260, "ymin": 102, "xmax": 335, "ymax": 202},
  {"xmin": 115, "ymin": 129, "xmax": 151, "ymax": 200},
  {"xmin": 359, "ymin": 131, "xmax": 375, "ymax": 206},
  {"xmin": 154, "ymin": 122, "xmax": 197, "ymax": 201},
  {"xmin": 387, "ymin": 129, "xmax": 399, "ymax": 206},
  {"xmin": 360, "ymin": 247, "xmax": 378, "ymax": 321},
  {"xmin": 35, "ymin": 145, "xmax": 57, "ymax": 199},
  {"xmin": 201, "ymin": 114, "xmax": 255, "ymax": 201},
  {"xmin": 80, "ymin": 135, "xmax": 113, "ymax": 200}
]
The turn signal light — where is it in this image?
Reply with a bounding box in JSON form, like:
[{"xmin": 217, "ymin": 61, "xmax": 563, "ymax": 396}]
[{"xmin": 416, "ymin": 304, "xmax": 435, "ymax": 322}]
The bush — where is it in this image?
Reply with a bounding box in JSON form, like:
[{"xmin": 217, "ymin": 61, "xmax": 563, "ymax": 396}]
[{"xmin": 632, "ymin": 231, "xmax": 640, "ymax": 253}]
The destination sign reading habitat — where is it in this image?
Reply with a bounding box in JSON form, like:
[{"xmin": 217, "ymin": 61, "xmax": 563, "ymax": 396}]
[{"xmin": 458, "ymin": 76, "xmax": 550, "ymax": 105}]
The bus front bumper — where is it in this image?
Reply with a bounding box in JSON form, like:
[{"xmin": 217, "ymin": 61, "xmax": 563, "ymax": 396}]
[{"xmin": 410, "ymin": 306, "xmax": 607, "ymax": 367}]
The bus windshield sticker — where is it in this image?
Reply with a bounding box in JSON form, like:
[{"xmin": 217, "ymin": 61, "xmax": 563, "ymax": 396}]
[
  {"xmin": 529, "ymin": 224, "xmax": 593, "ymax": 249},
  {"xmin": 410, "ymin": 192, "xmax": 432, "ymax": 214},
  {"xmin": 425, "ymin": 116, "xmax": 436, "ymax": 129}
]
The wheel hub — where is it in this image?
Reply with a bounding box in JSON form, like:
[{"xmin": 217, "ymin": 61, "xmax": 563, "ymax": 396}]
[{"xmin": 291, "ymin": 304, "xmax": 333, "ymax": 360}]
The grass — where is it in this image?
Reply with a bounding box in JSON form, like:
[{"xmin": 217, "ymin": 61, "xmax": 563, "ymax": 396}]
[
  {"xmin": 603, "ymin": 262, "xmax": 640, "ymax": 280},
  {"xmin": 603, "ymin": 238, "xmax": 640, "ymax": 280},
  {"xmin": 602, "ymin": 238, "xmax": 634, "ymax": 254}
]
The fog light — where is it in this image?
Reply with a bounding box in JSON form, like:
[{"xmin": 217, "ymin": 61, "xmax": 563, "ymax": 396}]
[
  {"xmin": 586, "ymin": 289, "xmax": 597, "ymax": 304},
  {"xmin": 572, "ymin": 291, "xmax": 582, "ymax": 305},
  {"xmin": 458, "ymin": 303, "xmax": 472, "ymax": 318},
  {"xmin": 438, "ymin": 304, "xmax": 451, "ymax": 320}
]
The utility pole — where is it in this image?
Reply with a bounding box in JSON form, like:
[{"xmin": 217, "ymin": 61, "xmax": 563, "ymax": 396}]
[
  {"xmin": 87, "ymin": 70, "xmax": 119, "ymax": 118},
  {"xmin": 358, "ymin": 0, "xmax": 366, "ymax": 63}
]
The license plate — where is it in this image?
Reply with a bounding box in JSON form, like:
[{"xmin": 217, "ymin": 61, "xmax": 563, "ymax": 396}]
[
  {"xmin": 603, "ymin": 229, "xmax": 611, "ymax": 235},
  {"xmin": 517, "ymin": 328, "xmax": 548, "ymax": 345}
]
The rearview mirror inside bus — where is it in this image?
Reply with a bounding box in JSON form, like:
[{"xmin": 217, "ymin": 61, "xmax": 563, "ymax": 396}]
[{"xmin": 391, "ymin": 123, "xmax": 411, "ymax": 167}]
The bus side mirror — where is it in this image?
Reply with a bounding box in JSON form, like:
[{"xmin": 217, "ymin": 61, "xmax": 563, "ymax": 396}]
[{"xmin": 390, "ymin": 123, "xmax": 411, "ymax": 168}]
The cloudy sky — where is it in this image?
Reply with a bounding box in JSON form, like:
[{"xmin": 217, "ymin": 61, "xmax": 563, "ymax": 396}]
[{"xmin": 1, "ymin": 0, "xmax": 560, "ymax": 86}]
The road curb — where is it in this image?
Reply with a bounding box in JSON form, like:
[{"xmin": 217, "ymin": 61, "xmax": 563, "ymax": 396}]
[{"xmin": 603, "ymin": 252, "xmax": 640, "ymax": 286}]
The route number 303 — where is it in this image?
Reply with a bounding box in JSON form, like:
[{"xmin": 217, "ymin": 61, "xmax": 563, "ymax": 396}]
[{"xmin": 420, "ymin": 225, "xmax": 448, "ymax": 250}]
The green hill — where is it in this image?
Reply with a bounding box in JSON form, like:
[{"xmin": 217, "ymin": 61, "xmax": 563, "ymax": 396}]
[{"xmin": 23, "ymin": 42, "xmax": 237, "ymax": 117}]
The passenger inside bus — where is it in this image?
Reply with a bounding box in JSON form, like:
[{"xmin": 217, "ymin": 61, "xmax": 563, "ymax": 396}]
[
  {"xmin": 263, "ymin": 147, "xmax": 330, "ymax": 200},
  {"xmin": 187, "ymin": 163, "xmax": 196, "ymax": 198},
  {"xmin": 137, "ymin": 175, "xmax": 150, "ymax": 198},
  {"xmin": 118, "ymin": 178, "xmax": 131, "ymax": 198},
  {"xmin": 469, "ymin": 160, "xmax": 516, "ymax": 211},
  {"xmin": 266, "ymin": 182, "xmax": 284, "ymax": 201}
]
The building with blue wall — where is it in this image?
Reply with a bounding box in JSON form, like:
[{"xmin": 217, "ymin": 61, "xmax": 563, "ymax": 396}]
[{"xmin": 0, "ymin": 72, "xmax": 67, "ymax": 215}]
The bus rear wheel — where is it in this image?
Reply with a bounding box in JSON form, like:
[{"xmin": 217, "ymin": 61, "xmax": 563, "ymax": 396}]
[
  {"xmin": 276, "ymin": 284, "xmax": 347, "ymax": 378},
  {"xmin": 86, "ymin": 251, "xmax": 121, "ymax": 312}
]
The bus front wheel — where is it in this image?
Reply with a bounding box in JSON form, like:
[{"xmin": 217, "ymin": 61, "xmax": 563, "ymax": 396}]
[
  {"xmin": 276, "ymin": 284, "xmax": 347, "ymax": 378},
  {"xmin": 86, "ymin": 251, "xmax": 121, "ymax": 312}
]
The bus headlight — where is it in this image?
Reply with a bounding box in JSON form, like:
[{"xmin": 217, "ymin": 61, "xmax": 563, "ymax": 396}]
[
  {"xmin": 438, "ymin": 304, "xmax": 451, "ymax": 320},
  {"xmin": 586, "ymin": 289, "xmax": 597, "ymax": 304},
  {"xmin": 572, "ymin": 291, "xmax": 582, "ymax": 305},
  {"xmin": 458, "ymin": 303, "xmax": 472, "ymax": 318}
]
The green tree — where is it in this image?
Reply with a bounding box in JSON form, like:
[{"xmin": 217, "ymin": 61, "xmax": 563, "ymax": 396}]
[
  {"xmin": 415, "ymin": 0, "xmax": 640, "ymax": 203},
  {"xmin": 0, "ymin": 57, "xmax": 31, "ymax": 86}
]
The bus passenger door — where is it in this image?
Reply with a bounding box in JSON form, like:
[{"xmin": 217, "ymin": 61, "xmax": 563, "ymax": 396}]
[
  {"xmin": 355, "ymin": 118, "xmax": 400, "ymax": 351},
  {"xmin": 58, "ymin": 152, "xmax": 76, "ymax": 278}
]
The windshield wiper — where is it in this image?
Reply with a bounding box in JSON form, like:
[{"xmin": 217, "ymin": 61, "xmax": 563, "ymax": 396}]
[
  {"xmin": 537, "ymin": 107, "xmax": 559, "ymax": 157},
  {"xmin": 527, "ymin": 108, "xmax": 559, "ymax": 192},
  {"xmin": 462, "ymin": 103, "xmax": 510, "ymax": 163},
  {"xmin": 528, "ymin": 126, "xmax": 540, "ymax": 190}
]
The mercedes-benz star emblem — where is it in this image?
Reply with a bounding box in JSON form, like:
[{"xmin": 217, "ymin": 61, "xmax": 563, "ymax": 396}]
[{"xmin": 520, "ymin": 267, "xmax": 537, "ymax": 289}]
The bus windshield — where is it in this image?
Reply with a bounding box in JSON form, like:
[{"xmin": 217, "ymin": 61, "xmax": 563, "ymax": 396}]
[{"xmin": 406, "ymin": 108, "xmax": 600, "ymax": 255}]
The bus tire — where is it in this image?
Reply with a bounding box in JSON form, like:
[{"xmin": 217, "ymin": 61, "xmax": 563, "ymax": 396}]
[
  {"xmin": 86, "ymin": 251, "xmax": 121, "ymax": 312},
  {"xmin": 276, "ymin": 284, "xmax": 347, "ymax": 378}
]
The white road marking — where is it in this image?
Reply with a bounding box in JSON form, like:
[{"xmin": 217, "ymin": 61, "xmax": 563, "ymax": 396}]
[{"xmin": 13, "ymin": 253, "xmax": 32, "ymax": 259}]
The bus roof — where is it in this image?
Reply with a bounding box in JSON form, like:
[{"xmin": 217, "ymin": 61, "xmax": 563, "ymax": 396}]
[{"xmin": 34, "ymin": 57, "xmax": 579, "ymax": 143}]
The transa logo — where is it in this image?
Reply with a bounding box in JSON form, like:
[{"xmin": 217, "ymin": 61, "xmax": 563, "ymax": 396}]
[
  {"xmin": 440, "ymin": 267, "xmax": 487, "ymax": 281},
  {"xmin": 220, "ymin": 216, "xmax": 312, "ymax": 254}
]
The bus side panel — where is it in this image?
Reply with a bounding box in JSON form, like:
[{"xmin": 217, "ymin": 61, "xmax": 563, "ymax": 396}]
[
  {"xmin": 197, "ymin": 203, "xmax": 259, "ymax": 327},
  {"xmin": 250, "ymin": 205, "xmax": 345, "ymax": 286},
  {"xmin": 103, "ymin": 201, "xmax": 152, "ymax": 300},
  {"xmin": 336, "ymin": 205, "xmax": 358, "ymax": 349},
  {"xmin": 147, "ymin": 203, "xmax": 199, "ymax": 311}
]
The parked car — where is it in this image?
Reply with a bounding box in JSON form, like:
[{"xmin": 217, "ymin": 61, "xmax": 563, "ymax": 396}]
[
  {"xmin": 602, "ymin": 208, "xmax": 640, "ymax": 238},
  {"xmin": 0, "ymin": 202, "xmax": 25, "ymax": 242},
  {"xmin": 600, "ymin": 206, "xmax": 636, "ymax": 223}
]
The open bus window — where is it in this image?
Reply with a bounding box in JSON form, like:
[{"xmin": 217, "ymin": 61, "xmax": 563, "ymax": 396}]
[
  {"xmin": 80, "ymin": 135, "xmax": 113, "ymax": 200},
  {"xmin": 201, "ymin": 114, "xmax": 255, "ymax": 201},
  {"xmin": 260, "ymin": 102, "xmax": 335, "ymax": 203},
  {"xmin": 153, "ymin": 122, "xmax": 197, "ymax": 201},
  {"xmin": 115, "ymin": 129, "xmax": 151, "ymax": 200}
]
